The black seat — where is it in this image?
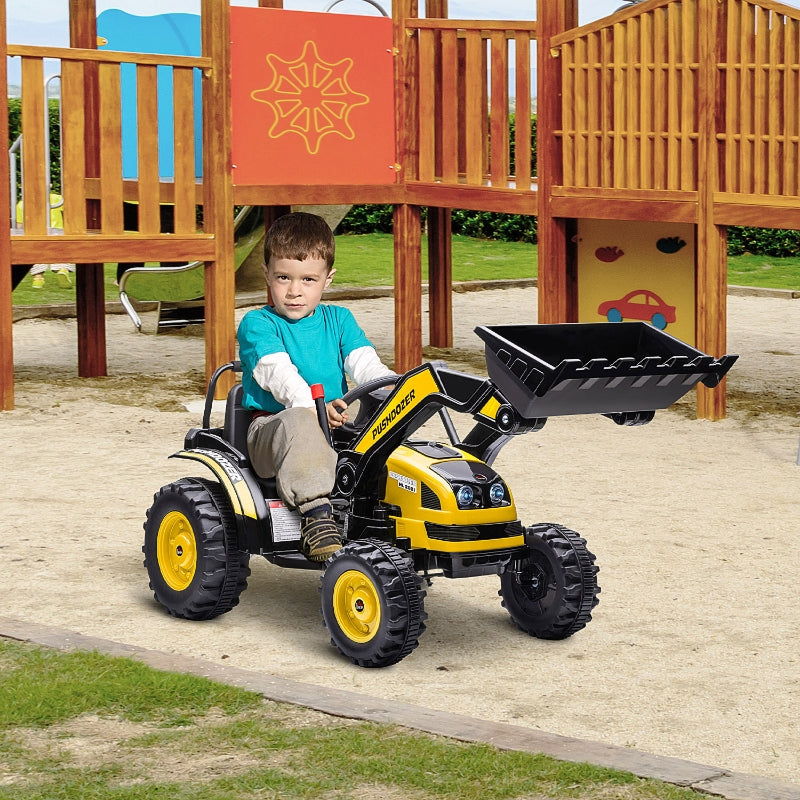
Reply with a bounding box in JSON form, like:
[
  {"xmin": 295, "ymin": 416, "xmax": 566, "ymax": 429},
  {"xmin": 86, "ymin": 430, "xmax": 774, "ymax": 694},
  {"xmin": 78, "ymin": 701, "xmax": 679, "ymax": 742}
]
[
  {"xmin": 223, "ymin": 383, "xmax": 279, "ymax": 496},
  {"xmin": 223, "ymin": 383, "xmax": 252, "ymax": 457}
]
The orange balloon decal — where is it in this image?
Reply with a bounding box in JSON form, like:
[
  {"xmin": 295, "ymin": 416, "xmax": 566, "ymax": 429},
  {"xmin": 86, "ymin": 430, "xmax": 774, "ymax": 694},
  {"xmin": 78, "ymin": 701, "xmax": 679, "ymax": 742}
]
[{"xmin": 251, "ymin": 41, "xmax": 369, "ymax": 156}]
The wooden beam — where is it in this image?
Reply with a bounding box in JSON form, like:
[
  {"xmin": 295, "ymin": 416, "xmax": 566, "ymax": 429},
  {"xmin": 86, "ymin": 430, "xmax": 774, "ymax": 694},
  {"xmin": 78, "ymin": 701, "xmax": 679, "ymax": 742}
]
[
  {"xmin": 393, "ymin": 204, "xmax": 423, "ymax": 372},
  {"xmin": 695, "ymin": 0, "xmax": 728, "ymax": 420},
  {"xmin": 70, "ymin": 0, "xmax": 107, "ymax": 379},
  {"xmin": 202, "ymin": 0, "xmax": 236, "ymax": 396},
  {"xmin": 536, "ymin": 0, "xmax": 578, "ymax": 323},
  {"xmin": 0, "ymin": 0, "xmax": 13, "ymax": 410},
  {"xmin": 428, "ymin": 207, "xmax": 452, "ymax": 348}
]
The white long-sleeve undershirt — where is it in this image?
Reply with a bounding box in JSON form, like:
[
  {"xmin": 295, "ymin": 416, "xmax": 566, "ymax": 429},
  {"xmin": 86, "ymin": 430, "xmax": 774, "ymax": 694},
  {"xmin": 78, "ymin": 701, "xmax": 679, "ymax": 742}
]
[{"xmin": 252, "ymin": 345, "xmax": 392, "ymax": 408}]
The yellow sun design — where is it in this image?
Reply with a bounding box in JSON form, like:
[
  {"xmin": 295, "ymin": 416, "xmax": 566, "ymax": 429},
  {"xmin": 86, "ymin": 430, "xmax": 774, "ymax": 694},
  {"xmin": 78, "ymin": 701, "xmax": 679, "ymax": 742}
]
[{"xmin": 251, "ymin": 40, "xmax": 370, "ymax": 156}]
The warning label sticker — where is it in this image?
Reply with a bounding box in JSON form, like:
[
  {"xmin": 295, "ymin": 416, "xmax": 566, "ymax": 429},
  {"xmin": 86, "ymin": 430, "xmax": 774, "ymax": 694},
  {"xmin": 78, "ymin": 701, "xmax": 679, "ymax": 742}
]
[{"xmin": 268, "ymin": 500, "xmax": 302, "ymax": 542}]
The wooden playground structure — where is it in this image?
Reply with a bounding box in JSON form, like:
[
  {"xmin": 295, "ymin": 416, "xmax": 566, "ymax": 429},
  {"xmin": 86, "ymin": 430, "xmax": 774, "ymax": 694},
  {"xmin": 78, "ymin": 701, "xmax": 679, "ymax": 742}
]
[{"xmin": 4, "ymin": 0, "xmax": 800, "ymax": 418}]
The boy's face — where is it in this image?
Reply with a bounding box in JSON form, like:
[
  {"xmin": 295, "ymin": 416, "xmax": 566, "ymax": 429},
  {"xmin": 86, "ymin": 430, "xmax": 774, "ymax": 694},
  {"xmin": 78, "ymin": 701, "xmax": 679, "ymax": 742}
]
[{"xmin": 264, "ymin": 256, "xmax": 335, "ymax": 321}]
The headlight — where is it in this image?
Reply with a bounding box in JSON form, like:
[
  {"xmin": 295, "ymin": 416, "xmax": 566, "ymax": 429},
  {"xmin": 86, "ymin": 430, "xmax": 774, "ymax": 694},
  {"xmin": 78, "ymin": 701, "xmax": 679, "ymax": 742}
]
[
  {"xmin": 455, "ymin": 485, "xmax": 474, "ymax": 508},
  {"xmin": 488, "ymin": 482, "xmax": 505, "ymax": 505}
]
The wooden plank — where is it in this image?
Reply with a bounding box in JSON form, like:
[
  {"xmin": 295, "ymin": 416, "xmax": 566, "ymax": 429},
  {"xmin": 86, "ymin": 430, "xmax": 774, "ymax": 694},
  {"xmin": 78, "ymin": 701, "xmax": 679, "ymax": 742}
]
[
  {"xmin": 626, "ymin": 15, "xmax": 640, "ymax": 188},
  {"xmin": 740, "ymin": 1, "xmax": 755, "ymax": 194},
  {"xmin": 586, "ymin": 31, "xmax": 600, "ymax": 186},
  {"xmin": 612, "ymin": 21, "xmax": 627, "ymax": 187},
  {"xmin": 680, "ymin": 2, "xmax": 696, "ymax": 191},
  {"xmin": 136, "ymin": 64, "xmax": 161, "ymax": 234},
  {"xmin": 638, "ymin": 14, "xmax": 653, "ymax": 189},
  {"xmin": 601, "ymin": 25, "xmax": 614, "ymax": 187},
  {"xmin": 753, "ymin": 4, "xmax": 768, "ymax": 194},
  {"xmin": 441, "ymin": 29, "xmax": 459, "ymax": 183},
  {"xmin": 60, "ymin": 60, "xmax": 86, "ymax": 234},
  {"xmin": 560, "ymin": 41, "xmax": 575, "ymax": 187},
  {"xmin": 417, "ymin": 29, "xmax": 436, "ymax": 182},
  {"xmin": 514, "ymin": 33, "xmax": 531, "ymax": 190},
  {"xmin": 464, "ymin": 30, "xmax": 483, "ymax": 185},
  {"xmin": 784, "ymin": 19, "xmax": 799, "ymax": 196},
  {"xmin": 173, "ymin": 66, "xmax": 197, "ymax": 234},
  {"xmin": 767, "ymin": 9, "xmax": 783, "ymax": 195},
  {"xmin": 489, "ymin": 31, "xmax": 509, "ymax": 186},
  {"xmin": 20, "ymin": 57, "xmax": 47, "ymax": 234},
  {"xmin": 652, "ymin": 6, "xmax": 667, "ymax": 189},
  {"xmin": 98, "ymin": 61, "xmax": 124, "ymax": 232},
  {"xmin": 410, "ymin": 18, "xmax": 536, "ymax": 32},
  {"xmin": 11, "ymin": 234, "xmax": 215, "ymax": 263},
  {"xmin": 550, "ymin": 194, "xmax": 697, "ymax": 223},
  {"xmin": 666, "ymin": 3, "xmax": 680, "ymax": 189},
  {"xmin": 575, "ymin": 37, "xmax": 589, "ymax": 187},
  {"xmin": 723, "ymin": 0, "xmax": 740, "ymax": 194},
  {"xmin": 7, "ymin": 43, "xmax": 210, "ymax": 70}
]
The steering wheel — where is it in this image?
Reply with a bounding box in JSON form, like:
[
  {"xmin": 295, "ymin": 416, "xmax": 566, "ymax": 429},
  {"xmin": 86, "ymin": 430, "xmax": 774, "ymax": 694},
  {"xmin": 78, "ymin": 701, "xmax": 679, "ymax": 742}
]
[{"xmin": 341, "ymin": 374, "xmax": 400, "ymax": 406}]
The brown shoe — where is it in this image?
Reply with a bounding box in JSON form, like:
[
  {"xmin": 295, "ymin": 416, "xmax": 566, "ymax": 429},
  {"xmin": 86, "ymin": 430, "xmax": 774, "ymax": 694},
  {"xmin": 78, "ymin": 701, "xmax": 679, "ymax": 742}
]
[{"xmin": 300, "ymin": 507, "xmax": 342, "ymax": 562}]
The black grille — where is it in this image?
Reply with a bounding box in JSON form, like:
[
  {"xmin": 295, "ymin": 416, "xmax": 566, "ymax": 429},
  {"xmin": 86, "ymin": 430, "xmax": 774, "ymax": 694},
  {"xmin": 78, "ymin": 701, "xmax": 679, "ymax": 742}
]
[
  {"xmin": 420, "ymin": 483, "xmax": 441, "ymax": 509},
  {"xmin": 425, "ymin": 520, "xmax": 524, "ymax": 543}
]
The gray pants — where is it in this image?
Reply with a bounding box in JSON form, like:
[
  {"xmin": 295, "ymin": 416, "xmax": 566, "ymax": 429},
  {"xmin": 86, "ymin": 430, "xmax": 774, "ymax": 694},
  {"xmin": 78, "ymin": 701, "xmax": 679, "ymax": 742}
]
[{"xmin": 247, "ymin": 407, "xmax": 337, "ymax": 515}]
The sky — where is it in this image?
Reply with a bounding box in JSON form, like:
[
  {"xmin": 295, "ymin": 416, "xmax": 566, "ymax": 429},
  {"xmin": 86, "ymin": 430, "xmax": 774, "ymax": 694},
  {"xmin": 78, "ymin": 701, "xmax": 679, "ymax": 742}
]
[{"xmin": 5, "ymin": 0, "xmax": 642, "ymax": 37}]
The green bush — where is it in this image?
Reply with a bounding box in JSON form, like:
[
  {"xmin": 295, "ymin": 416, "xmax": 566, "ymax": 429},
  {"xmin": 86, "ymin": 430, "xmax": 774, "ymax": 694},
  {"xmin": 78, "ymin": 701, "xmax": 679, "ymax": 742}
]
[
  {"xmin": 7, "ymin": 97, "xmax": 62, "ymax": 193},
  {"xmin": 726, "ymin": 226, "xmax": 800, "ymax": 257}
]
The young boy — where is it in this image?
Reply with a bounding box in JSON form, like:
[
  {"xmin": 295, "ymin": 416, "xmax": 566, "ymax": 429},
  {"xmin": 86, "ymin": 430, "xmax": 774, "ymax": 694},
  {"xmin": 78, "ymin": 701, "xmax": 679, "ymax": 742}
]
[{"xmin": 237, "ymin": 212, "xmax": 393, "ymax": 561}]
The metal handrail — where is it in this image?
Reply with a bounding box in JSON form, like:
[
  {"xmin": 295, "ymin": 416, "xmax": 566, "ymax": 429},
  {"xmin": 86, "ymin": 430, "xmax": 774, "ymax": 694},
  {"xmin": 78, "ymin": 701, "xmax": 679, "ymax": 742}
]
[{"xmin": 119, "ymin": 204, "xmax": 256, "ymax": 331}]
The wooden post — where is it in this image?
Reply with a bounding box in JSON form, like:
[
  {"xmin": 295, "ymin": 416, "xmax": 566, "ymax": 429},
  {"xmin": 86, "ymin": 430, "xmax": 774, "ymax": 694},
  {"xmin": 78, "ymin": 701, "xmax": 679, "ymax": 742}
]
[
  {"xmin": 69, "ymin": 0, "xmax": 107, "ymax": 378},
  {"xmin": 428, "ymin": 207, "xmax": 452, "ymax": 347},
  {"xmin": 0, "ymin": 0, "xmax": 13, "ymax": 410},
  {"xmin": 695, "ymin": 0, "xmax": 728, "ymax": 420},
  {"xmin": 393, "ymin": 204, "xmax": 423, "ymax": 372},
  {"xmin": 425, "ymin": 0, "xmax": 453, "ymax": 349},
  {"xmin": 393, "ymin": 0, "xmax": 423, "ymax": 372},
  {"xmin": 536, "ymin": 0, "xmax": 578, "ymax": 323},
  {"xmin": 202, "ymin": 0, "xmax": 236, "ymax": 396}
]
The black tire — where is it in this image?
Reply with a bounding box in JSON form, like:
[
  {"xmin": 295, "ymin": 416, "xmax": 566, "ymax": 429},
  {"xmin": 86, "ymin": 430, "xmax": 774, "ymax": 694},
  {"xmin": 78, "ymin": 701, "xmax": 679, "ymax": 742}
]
[
  {"xmin": 320, "ymin": 539, "xmax": 427, "ymax": 667},
  {"xmin": 499, "ymin": 523, "xmax": 600, "ymax": 639},
  {"xmin": 143, "ymin": 477, "xmax": 250, "ymax": 620}
]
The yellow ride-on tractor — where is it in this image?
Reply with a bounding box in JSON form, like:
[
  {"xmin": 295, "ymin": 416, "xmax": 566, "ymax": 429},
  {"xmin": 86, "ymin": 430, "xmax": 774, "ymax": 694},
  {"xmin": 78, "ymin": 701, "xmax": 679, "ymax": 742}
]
[{"xmin": 143, "ymin": 323, "xmax": 736, "ymax": 667}]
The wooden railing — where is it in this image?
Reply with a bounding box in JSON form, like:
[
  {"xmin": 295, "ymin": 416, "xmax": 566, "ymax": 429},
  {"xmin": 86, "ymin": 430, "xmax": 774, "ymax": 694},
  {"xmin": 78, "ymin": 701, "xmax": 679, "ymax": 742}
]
[
  {"xmin": 549, "ymin": 0, "xmax": 800, "ymax": 226},
  {"xmin": 8, "ymin": 44, "xmax": 214, "ymax": 264},
  {"xmin": 405, "ymin": 19, "xmax": 537, "ymax": 200}
]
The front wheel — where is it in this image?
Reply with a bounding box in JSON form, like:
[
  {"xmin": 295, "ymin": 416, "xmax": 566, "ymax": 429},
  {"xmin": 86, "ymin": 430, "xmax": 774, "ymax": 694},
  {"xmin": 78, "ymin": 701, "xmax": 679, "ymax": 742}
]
[
  {"xmin": 320, "ymin": 539, "xmax": 427, "ymax": 667},
  {"xmin": 499, "ymin": 523, "xmax": 599, "ymax": 639},
  {"xmin": 143, "ymin": 477, "xmax": 250, "ymax": 620}
]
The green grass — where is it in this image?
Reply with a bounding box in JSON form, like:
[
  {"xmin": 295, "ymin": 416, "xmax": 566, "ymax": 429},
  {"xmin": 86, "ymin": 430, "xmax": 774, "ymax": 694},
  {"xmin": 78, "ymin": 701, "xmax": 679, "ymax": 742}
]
[
  {"xmin": 10, "ymin": 234, "xmax": 799, "ymax": 307},
  {"xmin": 0, "ymin": 638, "xmax": 703, "ymax": 800}
]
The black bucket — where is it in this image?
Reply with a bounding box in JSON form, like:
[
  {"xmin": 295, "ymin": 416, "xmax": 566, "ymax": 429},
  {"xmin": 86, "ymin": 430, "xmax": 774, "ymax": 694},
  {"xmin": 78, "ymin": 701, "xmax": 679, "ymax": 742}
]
[{"xmin": 474, "ymin": 322, "xmax": 737, "ymax": 418}]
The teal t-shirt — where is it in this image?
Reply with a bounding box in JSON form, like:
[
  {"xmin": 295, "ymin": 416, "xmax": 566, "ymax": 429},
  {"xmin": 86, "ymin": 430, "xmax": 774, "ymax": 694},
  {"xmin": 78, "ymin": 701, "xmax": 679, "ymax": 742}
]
[{"xmin": 237, "ymin": 304, "xmax": 374, "ymax": 412}]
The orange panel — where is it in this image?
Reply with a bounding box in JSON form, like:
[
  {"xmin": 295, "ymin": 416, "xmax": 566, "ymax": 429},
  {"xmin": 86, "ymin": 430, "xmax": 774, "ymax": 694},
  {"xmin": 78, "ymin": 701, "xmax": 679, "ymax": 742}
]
[{"xmin": 230, "ymin": 7, "xmax": 396, "ymax": 186}]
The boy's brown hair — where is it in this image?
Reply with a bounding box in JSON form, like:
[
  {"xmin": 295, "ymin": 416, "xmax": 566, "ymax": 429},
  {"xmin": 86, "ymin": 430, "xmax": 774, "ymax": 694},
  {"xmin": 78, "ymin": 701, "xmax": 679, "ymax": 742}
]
[{"xmin": 264, "ymin": 212, "xmax": 335, "ymax": 270}]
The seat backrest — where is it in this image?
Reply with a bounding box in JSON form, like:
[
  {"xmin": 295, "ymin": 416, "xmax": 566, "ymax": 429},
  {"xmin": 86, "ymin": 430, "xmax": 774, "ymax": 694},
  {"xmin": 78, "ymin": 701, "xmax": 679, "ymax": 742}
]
[{"xmin": 223, "ymin": 383, "xmax": 251, "ymax": 458}]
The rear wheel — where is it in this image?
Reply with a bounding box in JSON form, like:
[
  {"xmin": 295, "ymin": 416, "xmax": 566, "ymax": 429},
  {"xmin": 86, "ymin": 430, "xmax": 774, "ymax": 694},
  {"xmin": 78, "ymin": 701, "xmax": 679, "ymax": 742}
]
[
  {"xmin": 499, "ymin": 523, "xmax": 599, "ymax": 639},
  {"xmin": 143, "ymin": 477, "xmax": 250, "ymax": 620},
  {"xmin": 320, "ymin": 539, "xmax": 426, "ymax": 667}
]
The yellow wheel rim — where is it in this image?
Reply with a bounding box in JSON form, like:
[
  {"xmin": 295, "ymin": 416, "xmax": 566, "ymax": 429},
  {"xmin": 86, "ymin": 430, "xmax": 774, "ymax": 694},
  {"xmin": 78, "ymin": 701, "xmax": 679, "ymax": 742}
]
[
  {"xmin": 332, "ymin": 570, "xmax": 382, "ymax": 644},
  {"xmin": 157, "ymin": 511, "xmax": 197, "ymax": 591}
]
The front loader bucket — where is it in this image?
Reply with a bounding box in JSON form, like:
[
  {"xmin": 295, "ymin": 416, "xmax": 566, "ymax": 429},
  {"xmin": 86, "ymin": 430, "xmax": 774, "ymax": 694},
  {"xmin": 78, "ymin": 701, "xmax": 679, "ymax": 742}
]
[{"xmin": 475, "ymin": 323, "xmax": 737, "ymax": 418}]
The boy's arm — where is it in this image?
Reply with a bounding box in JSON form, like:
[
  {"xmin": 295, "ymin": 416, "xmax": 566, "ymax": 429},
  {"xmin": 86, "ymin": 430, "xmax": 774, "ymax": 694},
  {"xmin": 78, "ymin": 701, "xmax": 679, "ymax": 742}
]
[
  {"xmin": 253, "ymin": 352, "xmax": 314, "ymax": 408},
  {"xmin": 344, "ymin": 345, "xmax": 393, "ymax": 385}
]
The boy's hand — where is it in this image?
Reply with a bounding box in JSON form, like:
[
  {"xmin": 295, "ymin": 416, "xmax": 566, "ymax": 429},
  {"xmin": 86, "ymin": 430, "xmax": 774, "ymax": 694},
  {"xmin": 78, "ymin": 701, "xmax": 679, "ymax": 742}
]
[{"xmin": 327, "ymin": 398, "xmax": 349, "ymax": 428}]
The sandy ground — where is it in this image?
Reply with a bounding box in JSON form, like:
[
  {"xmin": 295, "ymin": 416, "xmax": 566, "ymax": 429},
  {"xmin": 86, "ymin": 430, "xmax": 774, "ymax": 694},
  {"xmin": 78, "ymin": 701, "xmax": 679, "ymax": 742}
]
[{"xmin": 2, "ymin": 287, "xmax": 799, "ymax": 784}]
